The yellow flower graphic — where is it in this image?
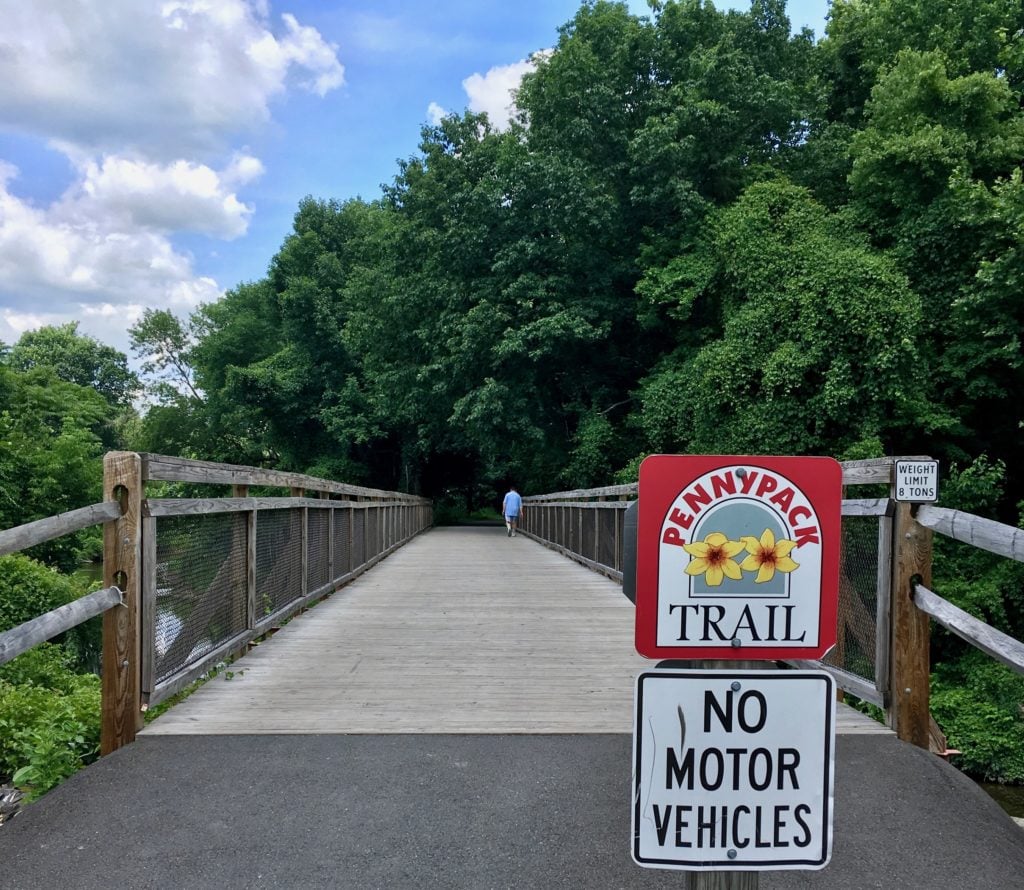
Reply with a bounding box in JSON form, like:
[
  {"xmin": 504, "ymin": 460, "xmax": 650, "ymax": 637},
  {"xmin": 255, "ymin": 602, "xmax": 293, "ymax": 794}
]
[
  {"xmin": 684, "ymin": 532, "xmax": 745, "ymax": 586},
  {"xmin": 739, "ymin": 528, "xmax": 799, "ymax": 583}
]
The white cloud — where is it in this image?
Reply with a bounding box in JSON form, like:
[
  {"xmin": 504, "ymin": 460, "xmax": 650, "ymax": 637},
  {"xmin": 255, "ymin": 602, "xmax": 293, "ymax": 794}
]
[
  {"xmin": 0, "ymin": 161, "xmax": 225, "ymax": 354},
  {"xmin": 427, "ymin": 102, "xmax": 448, "ymax": 126},
  {"xmin": 0, "ymin": 0, "xmax": 344, "ymax": 158},
  {"xmin": 462, "ymin": 58, "xmax": 536, "ymax": 131},
  {"xmin": 0, "ymin": 1, "xmax": 343, "ymax": 357},
  {"xmin": 66, "ymin": 154, "xmax": 264, "ymax": 239}
]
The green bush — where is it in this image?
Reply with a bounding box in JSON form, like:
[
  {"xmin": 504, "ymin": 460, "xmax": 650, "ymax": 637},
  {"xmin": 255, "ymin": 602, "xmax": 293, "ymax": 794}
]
[
  {"xmin": 0, "ymin": 643, "xmax": 83, "ymax": 692},
  {"xmin": 0, "ymin": 664, "xmax": 101, "ymax": 800},
  {"xmin": 932, "ymin": 652, "xmax": 1024, "ymax": 783},
  {"xmin": 0, "ymin": 554, "xmax": 100, "ymax": 670}
]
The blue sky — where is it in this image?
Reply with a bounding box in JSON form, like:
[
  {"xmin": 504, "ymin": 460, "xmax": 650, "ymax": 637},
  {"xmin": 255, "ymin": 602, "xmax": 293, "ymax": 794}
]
[{"xmin": 0, "ymin": 1, "xmax": 829, "ymax": 356}]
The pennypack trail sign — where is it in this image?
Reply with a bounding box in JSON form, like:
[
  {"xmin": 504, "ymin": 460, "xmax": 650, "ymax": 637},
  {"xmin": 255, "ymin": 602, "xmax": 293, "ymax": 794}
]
[
  {"xmin": 632, "ymin": 669, "xmax": 836, "ymax": 871},
  {"xmin": 634, "ymin": 455, "xmax": 842, "ymax": 660}
]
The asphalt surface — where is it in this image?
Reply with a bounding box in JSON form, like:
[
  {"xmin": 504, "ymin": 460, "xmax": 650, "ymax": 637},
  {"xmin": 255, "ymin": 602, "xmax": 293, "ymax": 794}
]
[{"xmin": 0, "ymin": 734, "xmax": 1021, "ymax": 889}]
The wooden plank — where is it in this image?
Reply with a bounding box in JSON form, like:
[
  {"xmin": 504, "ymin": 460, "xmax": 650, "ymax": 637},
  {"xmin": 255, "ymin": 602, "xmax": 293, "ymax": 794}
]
[
  {"xmin": 523, "ymin": 483, "xmax": 637, "ymax": 502},
  {"xmin": 874, "ymin": 514, "xmax": 893, "ymax": 707},
  {"xmin": 101, "ymin": 451, "xmax": 143, "ymax": 754},
  {"xmin": 889, "ymin": 503, "xmax": 932, "ymax": 748},
  {"xmin": 840, "ymin": 457, "xmax": 894, "ymax": 486},
  {"xmin": 140, "ymin": 517, "xmax": 157, "ymax": 703},
  {"xmin": 786, "ymin": 660, "xmax": 885, "ymax": 709},
  {"xmin": 516, "ymin": 500, "xmax": 631, "ymax": 510},
  {"xmin": 292, "ymin": 488, "xmax": 308, "ymax": 600},
  {"xmin": 144, "ymin": 496, "xmax": 412, "ymax": 517},
  {"xmin": 141, "ymin": 452, "xmax": 425, "ymax": 502},
  {"xmin": 841, "ymin": 498, "xmax": 892, "ymax": 517},
  {"xmin": 0, "ymin": 587, "xmax": 122, "ymax": 666},
  {"xmin": 916, "ymin": 505, "xmax": 1024, "ymax": 563},
  {"xmin": 235, "ymin": 485, "xmax": 257, "ymax": 635},
  {"xmin": 142, "ymin": 528, "xmax": 879, "ymax": 737},
  {"xmin": 914, "ymin": 584, "xmax": 1024, "ymax": 676},
  {"xmin": 0, "ymin": 501, "xmax": 121, "ymax": 556},
  {"xmin": 687, "ymin": 875, "xmax": 758, "ymax": 890}
]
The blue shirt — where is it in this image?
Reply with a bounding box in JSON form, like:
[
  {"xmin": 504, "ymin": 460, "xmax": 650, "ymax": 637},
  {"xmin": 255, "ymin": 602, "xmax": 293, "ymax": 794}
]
[{"xmin": 503, "ymin": 490, "xmax": 523, "ymax": 517}]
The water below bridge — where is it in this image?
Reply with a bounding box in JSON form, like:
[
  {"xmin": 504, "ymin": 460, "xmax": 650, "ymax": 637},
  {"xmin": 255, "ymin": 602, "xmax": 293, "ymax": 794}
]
[{"xmin": 1, "ymin": 528, "xmax": 1022, "ymax": 888}]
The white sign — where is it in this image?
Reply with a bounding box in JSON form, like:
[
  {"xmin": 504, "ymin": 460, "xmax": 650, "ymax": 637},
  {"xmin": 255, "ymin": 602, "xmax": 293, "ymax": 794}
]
[
  {"xmin": 632, "ymin": 670, "xmax": 835, "ymax": 871},
  {"xmin": 894, "ymin": 460, "xmax": 939, "ymax": 503}
]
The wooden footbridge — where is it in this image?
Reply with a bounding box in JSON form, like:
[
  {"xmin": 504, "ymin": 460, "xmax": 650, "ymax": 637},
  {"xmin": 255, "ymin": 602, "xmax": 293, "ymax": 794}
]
[{"xmin": 1, "ymin": 452, "xmax": 1023, "ymax": 889}]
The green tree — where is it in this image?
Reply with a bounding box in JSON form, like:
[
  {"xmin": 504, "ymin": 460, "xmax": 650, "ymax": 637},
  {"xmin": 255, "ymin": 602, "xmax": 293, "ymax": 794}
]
[
  {"xmin": 633, "ymin": 179, "xmax": 939, "ymax": 458},
  {"xmin": 0, "ymin": 367, "xmax": 106, "ymax": 569},
  {"xmin": 7, "ymin": 323, "xmax": 139, "ymax": 409}
]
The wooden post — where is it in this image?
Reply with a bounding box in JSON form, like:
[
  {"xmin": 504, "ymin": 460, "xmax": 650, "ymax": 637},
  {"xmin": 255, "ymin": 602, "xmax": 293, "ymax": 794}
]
[
  {"xmin": 688, "ymin": 659, "xmax": 762, "ymax": 890},
  {"xmin": 234, "ymin": 485, "xmax": 256, "ymax": 631},
  {"xmin": 292, "ymin": 487, "xmax": 307, "ymax": 597},
  {"xmin": 348, "ymin": 501, "xmax": 356, "ymax": 572},
  {"xmin": 321, "ymin": 492, "xmax": 334, "ymax": 582},
  {"xmin": 688, "ymin": 873, "xmax": 758, "ymax": 889},
  {"xmin": 889, "ymin": 502, "xmax": 932, "ymax": 747},
  {"xmin": 101, "ymin": 451, "xmax": 143, "ymax": 754}
]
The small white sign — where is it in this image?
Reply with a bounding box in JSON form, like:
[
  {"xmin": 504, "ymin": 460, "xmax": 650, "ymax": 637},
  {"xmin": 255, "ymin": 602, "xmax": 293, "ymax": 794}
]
[
  {"xmin": 632, "ymin": 670, "xmax": 835, "ymax": 871},
  {"xmin": 894, "ymin": 460, "xmax": 939, "ymax": 503}
]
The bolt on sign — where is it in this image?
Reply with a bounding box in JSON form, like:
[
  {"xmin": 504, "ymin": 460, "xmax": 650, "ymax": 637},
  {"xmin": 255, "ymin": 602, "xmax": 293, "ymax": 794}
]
[
  {"xmin": 632, "ymin": 669, "xmax": 836, "ymax": 871},
  {"xmin": 635, "ymin": 455, "xmax": 842, "ymax": 660}
]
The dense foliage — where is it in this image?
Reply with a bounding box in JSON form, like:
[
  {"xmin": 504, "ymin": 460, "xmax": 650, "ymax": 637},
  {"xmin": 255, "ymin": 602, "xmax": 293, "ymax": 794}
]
[
  {"xmin": 0, "ymin": 562, "xmax": 102, "ymax": 800},
  {"xmin": 1, "ymin": 0, "xmax": 1022, "ymax": 788}
]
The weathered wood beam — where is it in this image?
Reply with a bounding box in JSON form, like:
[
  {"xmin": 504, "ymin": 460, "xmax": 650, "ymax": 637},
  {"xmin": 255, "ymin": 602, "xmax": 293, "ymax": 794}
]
[
  {"xmin": 841, "ymin": 498, "xmax": 892, "ymax": 517},
  {"xmin": 914, "ymin": 583, "xmax": 1024, "ymax": 676},
  {"xmin": 0, "ymin": 587, "xmax": 122, "ymax": 666},
  {"xmin": 141, "ymin": 453, "xmax": 425, "ymax": 502},
  {"xmin": 916, "ymin": 505, "xmax": 1024, "ymax": 563},
  {"xmin": 143, "ymin": 497, "xmax": 412, "ymax": 517},
  {"xmin": 0, "ymin": 502, "xmax": 121, "ymax": 557},
  {"xmin": 889, "ymin": 503, "xmax": 932, "ymax": 748},
  {"xmin": 102, "ymin": 451, "xmax": 144, "ymax": 754},
  {"xmin": 523, "ymin": 483, "xmax": 638, "ymax": 502}
]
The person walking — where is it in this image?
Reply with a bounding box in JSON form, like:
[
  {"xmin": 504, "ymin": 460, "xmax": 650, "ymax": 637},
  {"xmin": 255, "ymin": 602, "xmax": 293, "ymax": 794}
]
[{"xmin": 502, "ymin": 486, "xmax": 524, "ymax": 537}]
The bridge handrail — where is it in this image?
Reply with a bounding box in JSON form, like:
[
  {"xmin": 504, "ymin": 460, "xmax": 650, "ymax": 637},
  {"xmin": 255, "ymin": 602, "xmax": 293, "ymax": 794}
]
[
  {"xmin": 913, "ymin": 582, "xmax": 1024, "ymax": 676},
  {"xmin": 521, "ymin": 456, "xmax": 1024, "ymax": 752},
  {"xmin": 141, "ymin": 453, "xmax": 426, "ymax": 502},
  {"xmin": 0, "ymin": 586, "xmax": 122, "ymax": 667},
  {"xmin": 0, "ymin": 451, "xmax": 433, "ymax": 757},
  {"xmin": 915, "ymin": 504, "xmax": 1024, "ymax": 562},
  {"xmin": 0, "ymin": 502, "xmax": 126, "ymax": 667},
  {"xmin": 0, "ymin": 501, "xmax": 122, "ymax": 557}
]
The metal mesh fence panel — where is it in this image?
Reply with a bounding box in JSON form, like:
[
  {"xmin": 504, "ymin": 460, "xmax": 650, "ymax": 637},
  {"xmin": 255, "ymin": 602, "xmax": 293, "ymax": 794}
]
[
  {"xmin": 598, "ymin": 509, "xmax": 618, "ymax": 570},
  {"xmin": 255, "ymin": 508, "xmax": 303, "ymax": 622},
  {"xmin": 333, "ymin": 509, "xmax": 351, "ymax": 579},
  {"xmin": 824, "ymin": 515, "xmax": 883, "ymax": 683},
  {"xmin": 153, "ymin": 513, "xmax": 248, "ymax": 686},
  {"xmin": 308, "ymin": 508, "xmax": 330, "ymax": 592},
  {"xmin": 580, "ymin": 509, "xmax": 597, "ymax": 562},
  {"xmin": 352, "ymin": 508, "xmax": 366, "ymax": 569}
]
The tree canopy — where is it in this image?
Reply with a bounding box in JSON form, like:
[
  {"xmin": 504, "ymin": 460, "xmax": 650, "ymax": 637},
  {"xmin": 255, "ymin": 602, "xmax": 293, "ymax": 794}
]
[{"xmin": 122, "ymin": 0, "xmax": 1024, "ymax": 521}]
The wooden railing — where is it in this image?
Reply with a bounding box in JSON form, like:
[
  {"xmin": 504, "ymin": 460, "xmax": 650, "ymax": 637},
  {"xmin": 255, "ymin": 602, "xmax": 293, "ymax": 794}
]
[
  {"xmin": 0, "ymin": 503, "xmax": 125, "ymax": 667},
  {"xmin": 522, "ymin": 456, "xmax": 1024, "ymax": 750},
  {"xmin": 1, "ymin": 452, "xmax": 432, "ymax": 756}
]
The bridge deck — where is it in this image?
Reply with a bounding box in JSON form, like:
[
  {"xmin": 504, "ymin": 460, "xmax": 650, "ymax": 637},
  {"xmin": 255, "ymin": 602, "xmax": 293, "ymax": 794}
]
[
  {"xmin": 8, "ymin": 529, "xmax": 1024, "ymax": 890},
  {"xmin": 142, "ymin": 526, "xmax": 887, "ymax": 735}
]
